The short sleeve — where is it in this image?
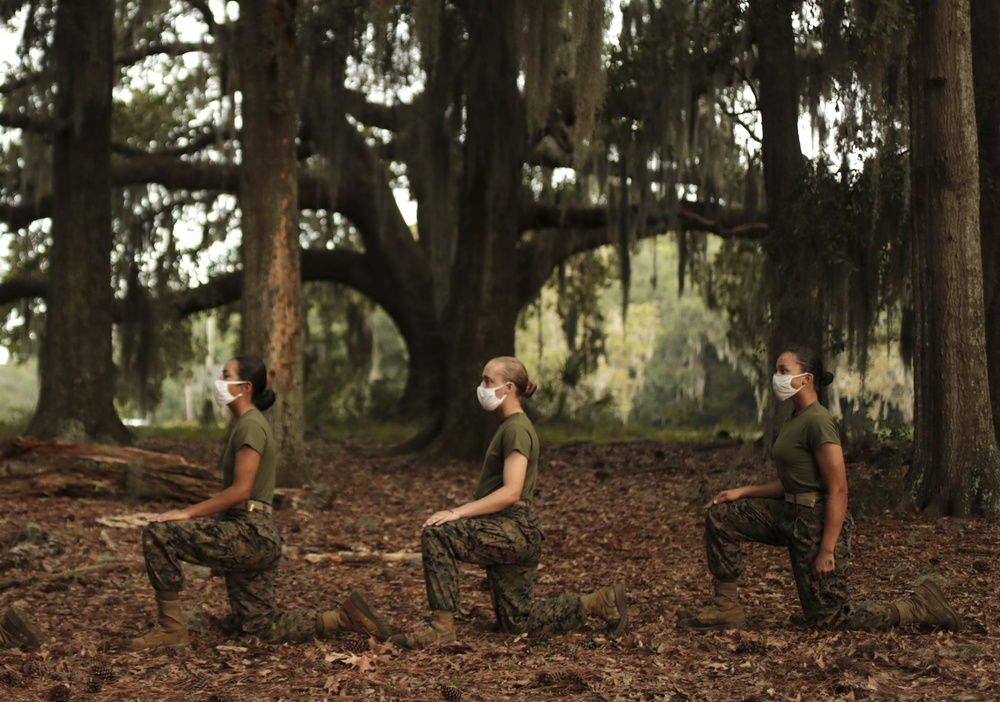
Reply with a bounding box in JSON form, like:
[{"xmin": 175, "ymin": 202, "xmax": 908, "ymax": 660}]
[
  {"xmin": 500, "ymin": 422, "xmax": 535, "ymax": 461},
  {"xmin": 806, "ymin": 412, "xmax": 841, "ymax": 452},
  {"xmin": 232, "ymin": 418, "xmax": 268, "ymax": 455}
]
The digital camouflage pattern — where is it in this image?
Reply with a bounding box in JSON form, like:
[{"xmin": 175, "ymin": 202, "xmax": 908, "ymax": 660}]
[
  {"xmin": 421, "ymin": 504, "xmax": 586, "ymax": 634},
  {"xmin": 142, "ymin": 510, "xmax": 318, "ymax": 642},
  {"xmin": 705, "ymin": 497, "xmax": 894, "ymax": 630}
]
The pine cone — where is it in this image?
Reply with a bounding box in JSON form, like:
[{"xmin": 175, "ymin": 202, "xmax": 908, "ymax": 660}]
[
  {"xmin": 1, "ymin": 667, "xmax": 24, "ymax": 687},
  {"xmin": 441, "ymin": 685, "xmax": 462, "ymax": 702},
  {"xmin": 89, "ymin": 662, "xmax": 115, "ymax": 682},
  {"xmin": 47, "ymin": 684, "xmax": 72, "ymax": 702},
  {"xmin": 208, "ymin": 693, "xmax": 233, "ymax": 702},
  {"xmin": 84, "ymin": 678, "xmax": 103, "ymax": 694},
  {"xmin": 190, "ymin": 674, "xmax": 212, "ymax": 693},
  {"xmin": 21, "ymin": 658, "xmax": 48, "ymax": 678},
  {"xmin": 341, "ymin": 638, "xmax": 369, "ymax": 654},
  {"xmin": 537, "ymin": 670, "xmax": 585, "ymax": 688},
  {"xmin": 733, "ymin": 639, "xmax": 766, "ymax": 655}
]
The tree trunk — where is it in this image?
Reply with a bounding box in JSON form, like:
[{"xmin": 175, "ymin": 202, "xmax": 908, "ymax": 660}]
[
  {"xmin": 972, "ymin": 0, "xmax": 1000, "ymax": 442},
  {"xmin": 236, "ymin": 0, "xmax": 307, "ymax": 486},
  {"xmin": 27, "ymin": 0, "xmax": 129, "ymax": 445},
  {"xmin": 428, "ymin": 1, "xmax": 526, "ymax": 459},
  {"xmin": 908, "ymin": 0, "xmax": 1000, "ymax": 515},
  {"xmin": 748, "ymin": 0, "xmax": 823, "ymax": 436}
]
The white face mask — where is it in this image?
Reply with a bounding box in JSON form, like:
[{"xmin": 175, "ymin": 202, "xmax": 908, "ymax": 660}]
[
  {"xmin": 476, "ymin": 383, "xmax": 509, "ymax": 412},
  {"xmin": 214, "ymin": 378, "xmax": 247, "ymax": 408},
  {"xmin": 772, "ymin": 372, "xmax": 809, "ymax": 401}
]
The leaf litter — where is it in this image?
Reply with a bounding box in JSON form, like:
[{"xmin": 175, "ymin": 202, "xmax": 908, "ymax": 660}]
[{"xmin": 0, "ymin": 436, "xmax": 996, "ymax": 700}]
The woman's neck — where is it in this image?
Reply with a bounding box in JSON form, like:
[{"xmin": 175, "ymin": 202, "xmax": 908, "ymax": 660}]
[
  {"xmin": 230, "ymin": 397, "xmax": 255, "ymax": 418},
  {"xmin": 499, "ymin": 398, "xmax": 524, "ymax": 419},
  {"xmin": 791, "ymin": 390, "xmax": 818, "ymax": 412}
]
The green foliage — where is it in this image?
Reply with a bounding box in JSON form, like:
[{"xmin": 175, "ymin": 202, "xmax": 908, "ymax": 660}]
[
  {"xmin": 300, "ymin": 285, "xmax": 408, "ymax": 430},
  {"xmin": 519, "ymin": 236, "xmax": 760, "ymax": 432},
  {"xmin": 0, "ymin": 356, "xmax": 37, "ymax": 431}
]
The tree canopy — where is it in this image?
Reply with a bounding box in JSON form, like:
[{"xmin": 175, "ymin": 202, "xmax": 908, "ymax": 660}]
[{"xmin": 0, "ymin": 0, "xmax": 997, "ymax": 513}]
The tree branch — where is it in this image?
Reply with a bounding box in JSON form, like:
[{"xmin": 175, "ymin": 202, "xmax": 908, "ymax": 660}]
[
  {"xmin": 115, "ymin": 41, "xmax": 215, "ymax": 67},
  {"xmin": 1, "ymin": 248, "xmax": 377, "ymax": 318},
  {"xmin": 0, "ymin": 275, "xmax": 47, "ymax": 307},
  {"xmin": 0, "ymin": 111, "xmax": 58, "ymax": 134},
  {"xmin": 518, "ymin": 201, "xmax": 768, "ymax": 239},
  {"xmin": 342, "ymin": 88, "xmax": 411, "ymax": 132}
]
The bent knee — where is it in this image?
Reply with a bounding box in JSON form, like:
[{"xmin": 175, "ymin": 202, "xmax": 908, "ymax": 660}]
[{"xmin": 804, "ymin": 609, "xmax": 840, "ymax": 630}]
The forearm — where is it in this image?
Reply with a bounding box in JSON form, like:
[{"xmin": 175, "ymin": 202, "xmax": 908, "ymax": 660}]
[
  {"xmin": 740, "ymin": 480, "xmax": 785, "ymax": 499},
  {"xmin": 182, "ymin": 485, "xmax": 251, "ymax": 519},
  {"xmin": 818, "ymin": 489, "xmax": 847, "ymax": 554},
  {"xmin": 453, "ymin": 487, "xmax": 521, "ymax": 519}
]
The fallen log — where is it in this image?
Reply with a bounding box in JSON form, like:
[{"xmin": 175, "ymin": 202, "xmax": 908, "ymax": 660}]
[
  {"xmin": 0, "ymin": 436, "xmax": 217, "ymax": 501},
  {"xmin": 302, "ymin": 551, "xmax": 422, "ymax": 565},
  {"xmin": 0, "ymin": 560, "xmax": 143, "ymax": 592}
]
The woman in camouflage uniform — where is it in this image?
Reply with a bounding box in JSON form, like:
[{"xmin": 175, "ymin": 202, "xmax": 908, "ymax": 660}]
[
  {"xmin": 678, "ymin": 349, "xmax": 961, "ymax": 632},
  {"xmin": 390, "ymin": 356, "xmax": 628, "ymax": 649},
  {"xmin": 127, "ymin": 355, "xmax": 392, "ymax": 650}
]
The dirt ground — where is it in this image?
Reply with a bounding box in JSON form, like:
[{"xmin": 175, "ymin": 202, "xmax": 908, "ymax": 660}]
[{"xmin": 1, "ymin": 437, "xmax": 997, "ymax": 701}]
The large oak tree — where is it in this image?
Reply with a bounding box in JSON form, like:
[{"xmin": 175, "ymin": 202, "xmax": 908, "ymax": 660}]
[
  {"xmin": 27, "ymin": 0, "xmax": 129, "ymax": 444},
  {"xmin": 908, "ymin": 0, "xmax": 1000, "ymax": 515}
]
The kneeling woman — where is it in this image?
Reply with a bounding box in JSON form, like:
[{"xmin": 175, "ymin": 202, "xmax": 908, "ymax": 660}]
[
  {"xmin": 128, "ymin": 355, "xmax": 392, "ymax": 649},
  {"xmin": 679, "ymin": 349, "xmax": 960, "ymax": 632},
  {"xmin": 391, "ymin": 356, "xmax": 627, "ymax": 649}
]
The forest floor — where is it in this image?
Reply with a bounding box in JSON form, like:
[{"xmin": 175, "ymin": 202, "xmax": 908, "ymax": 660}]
[{"xmin": 1, "ymin": 436, "xmax": 998, "ymax": 701}]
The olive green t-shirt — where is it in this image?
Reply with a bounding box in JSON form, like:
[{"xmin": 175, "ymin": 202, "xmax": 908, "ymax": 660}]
[
  {"xmin": 473, "ymin": 412, "xmax": 539, "ymax": 505},
  {"xmin": 771, "ymin": 401, "xmax": 841, "ymax": 494},
  {"xmin": 220, "ymin": 408, "xmax": 277, "ymax": 504}
]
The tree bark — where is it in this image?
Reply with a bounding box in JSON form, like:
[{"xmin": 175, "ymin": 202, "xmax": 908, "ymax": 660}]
[
  {"xmin": 428, "ymin": 1, "xmax": 527, "ymax": 459},
  {"xmin": 748, "ymin": 0, "xmax": 826, "ymax": 445},
  {"xmin": 971, "ymin": 0, "xmax": 1000, "ymax": 442},
  {"xmin": 236, "ymin": 0, "xmax": 307, "ymax": 486},
  {"xmin": 908, "ymin": 0, "xmax": 1000, "ymax": 515},
  {"xmin": 27, "ymin": 0, "xmax": 129, "ymax": 445}
]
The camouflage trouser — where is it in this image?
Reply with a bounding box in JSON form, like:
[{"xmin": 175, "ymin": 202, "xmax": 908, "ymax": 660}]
[
  {"xmin": 142, "ymin": 510, "xmax": 318, "ymax": 642},
  {"xmin": 705, "ymin": 498, "xmax": 895, "ymax": 630},
  {"xmin": 421, "ymin": 504, "xmax": 586, "ymax": 635}
]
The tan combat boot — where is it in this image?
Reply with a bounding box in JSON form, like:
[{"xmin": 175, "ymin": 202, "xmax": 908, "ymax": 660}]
[
  {"xmin": 0, "ymin": 606, "xmax": 45, "ymax": 649},
  {"xmin": 581, "ymin": 584, "xmax": 629, "ymax": 637},
  {"xmin": 892, "ymin": 580, "xmax": 961, "ymax": 632},
  {"xmin": 677, "ymin": 580, "xmax": 746, "ymax": 630},
  {"xmin": 318, "ymin": 590, "xmax": 394, "ymax": 640},
  {"xmin": 388, "ymin": 610, "xmax": 456, "ymax": 649},
  {"xmin": 127, "ymin": 592, "xmax": 190, "ymax": 650}
]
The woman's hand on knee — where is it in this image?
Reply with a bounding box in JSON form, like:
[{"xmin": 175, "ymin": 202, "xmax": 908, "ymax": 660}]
[
  {"xmin": 149, "ymin": 509, "xmax": 191, "ymax": 523},
  {"xmin": 704, "ymin": 489, "xmax": 743, "ymax": 510},
  {"xmin": 422, "ymin": 509, "xmax": 460, "ymax": 528}
]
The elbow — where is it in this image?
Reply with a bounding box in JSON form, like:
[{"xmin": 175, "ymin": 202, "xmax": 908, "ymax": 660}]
[{"xmin": 501, "ymin": 487, "xmax": 522, "ymax": 508}]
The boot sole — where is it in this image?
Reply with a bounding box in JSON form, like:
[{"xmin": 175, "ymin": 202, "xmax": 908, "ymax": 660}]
[
  {"xmin": 348, "ymin": 590, "xmax": 395, "ymax": 640},
  {"xmin": 607, "ymin": 584, "xmax": 629, "ymax": 638},
  {"xmin": 2, "ymin": 606, "xmax": 45, "ymax": 648},
  {"xmin": 918, "ymin": 580, "xmax": 961, "ymax": 632}
]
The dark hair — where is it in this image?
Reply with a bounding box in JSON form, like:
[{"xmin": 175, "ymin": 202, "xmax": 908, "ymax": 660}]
[
  {"xmin": 234, "ymin": 355, "xmax": 277, "ymax": 411},
  {"xmin": 786, "ymin": 348, "xmax": 834, "ymax": 387},
  {"xmin": 491, "ymin": 356, "xmax": 537, "ymax": 398}
]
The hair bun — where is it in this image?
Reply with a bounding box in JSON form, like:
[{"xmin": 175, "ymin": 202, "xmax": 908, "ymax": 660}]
[
  {"xmin": 255, "ymin": 388, "xmax": 277, "ymax": 411},
  {"xmin": 523, "ymin": 381, "xmax": 537, "ymax": 399},
  {"xmin": 820, "ymin": 371, "xmax": 834, "ymax": 387}
]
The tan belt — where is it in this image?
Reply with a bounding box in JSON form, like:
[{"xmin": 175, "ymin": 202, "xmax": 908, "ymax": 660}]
[
  {"xmin": 232, "ymin": 499, "xmax": 273, "ymax": 516},
  {"xmin": 784, "ymin": 492, "xmax": 825, "ymax": 508}
]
